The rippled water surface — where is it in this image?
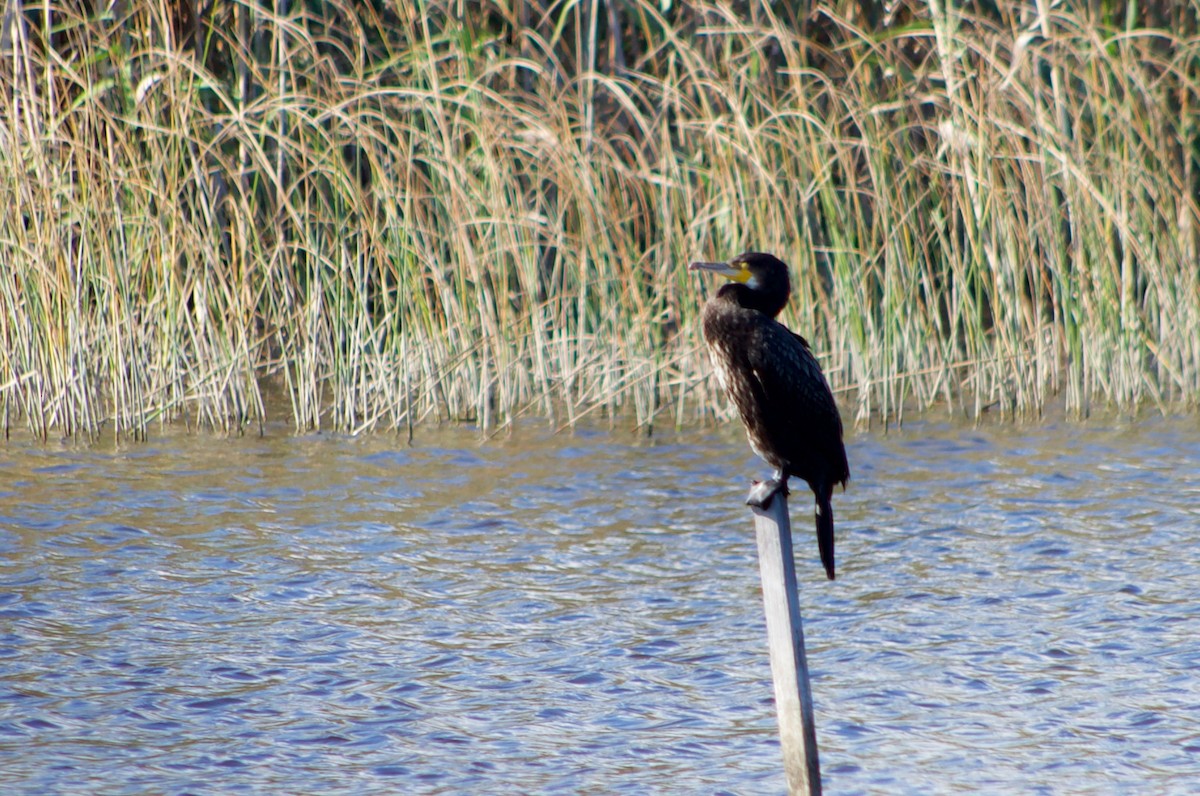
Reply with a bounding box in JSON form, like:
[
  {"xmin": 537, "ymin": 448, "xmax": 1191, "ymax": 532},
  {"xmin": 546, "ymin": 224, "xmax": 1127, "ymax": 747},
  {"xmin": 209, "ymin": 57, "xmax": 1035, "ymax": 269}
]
[{"xmin": 2, "ymin": 415, "xmax": 1200, "ymax": 794}]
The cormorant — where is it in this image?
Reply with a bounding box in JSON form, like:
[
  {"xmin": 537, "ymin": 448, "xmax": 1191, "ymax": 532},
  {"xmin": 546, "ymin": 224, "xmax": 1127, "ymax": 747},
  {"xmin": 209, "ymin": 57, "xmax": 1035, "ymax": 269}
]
[{"xmin": 690, "ymin": 252, "xmax": 849, "ymax": 580}]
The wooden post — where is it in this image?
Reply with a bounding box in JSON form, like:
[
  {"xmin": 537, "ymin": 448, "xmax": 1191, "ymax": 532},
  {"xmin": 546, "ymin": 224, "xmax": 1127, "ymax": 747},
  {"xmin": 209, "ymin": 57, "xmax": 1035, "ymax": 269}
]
[{"xmin": 749, "ymin": 487, "xmax": 821, "ymax": 796}]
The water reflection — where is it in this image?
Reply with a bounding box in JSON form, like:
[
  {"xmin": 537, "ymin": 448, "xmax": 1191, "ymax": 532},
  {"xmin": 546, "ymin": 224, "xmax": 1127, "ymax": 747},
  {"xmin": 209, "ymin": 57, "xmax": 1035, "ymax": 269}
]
[{"xmin": 1, "ymin": 417, "xmax": 1199, "ymax": 794}]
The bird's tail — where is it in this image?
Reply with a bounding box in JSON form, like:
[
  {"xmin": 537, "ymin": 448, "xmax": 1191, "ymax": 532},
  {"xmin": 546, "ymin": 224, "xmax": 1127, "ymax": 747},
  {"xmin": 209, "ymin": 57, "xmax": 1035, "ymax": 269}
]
[{"xmin": 815, "ymin": 485, "xmax": 836, "ymax": 580}]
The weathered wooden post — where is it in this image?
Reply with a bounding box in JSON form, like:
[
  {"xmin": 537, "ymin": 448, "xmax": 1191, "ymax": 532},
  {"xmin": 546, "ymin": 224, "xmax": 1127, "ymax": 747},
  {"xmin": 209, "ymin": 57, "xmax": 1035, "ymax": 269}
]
[{"xmin": 748, "ymin": 483, "xmax": 821, "ymax": 796}]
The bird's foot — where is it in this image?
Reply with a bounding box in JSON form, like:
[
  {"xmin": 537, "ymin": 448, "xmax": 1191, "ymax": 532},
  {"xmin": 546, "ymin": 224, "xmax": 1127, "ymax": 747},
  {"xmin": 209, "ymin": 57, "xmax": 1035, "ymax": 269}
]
[{"xmin": 746, "ymin": 478, "xmax": 788, "ymax": 509}]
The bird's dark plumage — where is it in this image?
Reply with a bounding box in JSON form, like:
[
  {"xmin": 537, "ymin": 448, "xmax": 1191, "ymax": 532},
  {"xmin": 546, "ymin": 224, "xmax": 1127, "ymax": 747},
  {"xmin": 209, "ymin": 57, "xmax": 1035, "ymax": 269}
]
[{"xmin": 690, "ymin": 252, "xmax": 849, "ymax": 579}]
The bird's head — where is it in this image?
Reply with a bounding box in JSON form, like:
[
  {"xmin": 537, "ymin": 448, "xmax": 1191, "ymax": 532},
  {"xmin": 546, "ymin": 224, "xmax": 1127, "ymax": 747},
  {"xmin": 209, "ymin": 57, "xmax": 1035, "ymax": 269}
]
[{"xmin": 689, "ymin": 251, "xmax": 791, "ymax": 317}]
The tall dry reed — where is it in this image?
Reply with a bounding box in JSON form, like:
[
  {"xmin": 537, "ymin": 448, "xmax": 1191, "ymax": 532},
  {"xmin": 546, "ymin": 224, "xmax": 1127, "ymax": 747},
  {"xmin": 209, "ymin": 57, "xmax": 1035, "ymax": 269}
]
[{"xmin": 1, "ymin": 1, "xmax": 1197, "ymax": 439}]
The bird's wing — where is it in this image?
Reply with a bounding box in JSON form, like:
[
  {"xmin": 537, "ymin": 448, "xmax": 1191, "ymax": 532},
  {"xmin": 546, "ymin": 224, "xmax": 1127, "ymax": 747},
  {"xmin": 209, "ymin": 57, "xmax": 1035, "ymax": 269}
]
[
  {"xmin": 745, "ymin": 317, "xmax": 846, "ymax": 481},
  {"xmin": 746, "ymin": 319, "xmax": 840, "ymax": 421}
]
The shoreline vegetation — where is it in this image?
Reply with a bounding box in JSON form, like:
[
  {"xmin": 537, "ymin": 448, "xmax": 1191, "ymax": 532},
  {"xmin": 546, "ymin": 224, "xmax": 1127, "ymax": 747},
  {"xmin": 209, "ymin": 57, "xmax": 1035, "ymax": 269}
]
[{"xmin": 1, "ymin": 1, "xmax": 1197, "ymax": 440}]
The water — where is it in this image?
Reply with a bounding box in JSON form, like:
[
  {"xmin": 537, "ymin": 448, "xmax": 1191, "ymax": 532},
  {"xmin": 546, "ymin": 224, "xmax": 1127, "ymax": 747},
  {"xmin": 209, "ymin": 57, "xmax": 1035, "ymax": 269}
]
[{"xmin": 1, "ymin": 416, "xmax": 1199, "ymax": 794}]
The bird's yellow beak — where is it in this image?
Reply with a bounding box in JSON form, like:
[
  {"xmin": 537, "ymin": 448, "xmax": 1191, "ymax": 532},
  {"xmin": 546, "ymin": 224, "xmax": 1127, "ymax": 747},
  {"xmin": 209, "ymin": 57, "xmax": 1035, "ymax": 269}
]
[{"xmin": 688, "ymin": 260, "xmax": 752, "ymax": 283}]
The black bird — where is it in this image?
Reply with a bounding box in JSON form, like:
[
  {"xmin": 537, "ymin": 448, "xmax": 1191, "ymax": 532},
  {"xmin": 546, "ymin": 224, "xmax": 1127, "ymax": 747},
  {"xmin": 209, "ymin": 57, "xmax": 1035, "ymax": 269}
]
[{"xmin": 690, "ymin": 252, "xmax": 849, "ymax": 580}]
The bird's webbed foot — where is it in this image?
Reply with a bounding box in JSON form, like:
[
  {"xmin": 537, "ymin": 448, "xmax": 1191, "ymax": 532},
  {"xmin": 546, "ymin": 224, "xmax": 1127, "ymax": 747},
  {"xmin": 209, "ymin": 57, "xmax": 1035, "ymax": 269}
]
[{"xmin": 746, "ymin": 477, "xmax": 789, "ymax": 509}]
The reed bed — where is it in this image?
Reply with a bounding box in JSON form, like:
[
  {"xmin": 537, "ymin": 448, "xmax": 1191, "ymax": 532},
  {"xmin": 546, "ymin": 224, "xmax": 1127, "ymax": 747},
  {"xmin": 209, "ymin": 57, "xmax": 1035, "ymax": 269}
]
[{"xmin": 1, "ymin": 1, "xmax": 1197, "ymax": 439}]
